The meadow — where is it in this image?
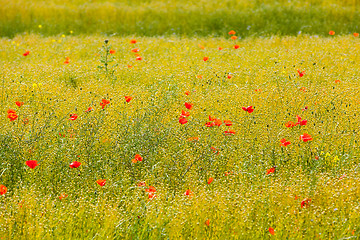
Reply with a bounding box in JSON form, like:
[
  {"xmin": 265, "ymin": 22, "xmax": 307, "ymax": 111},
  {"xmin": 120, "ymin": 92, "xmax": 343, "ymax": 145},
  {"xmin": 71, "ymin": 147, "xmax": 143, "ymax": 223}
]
[{"xmin": 0, "ymin": 33, "xmax": 360, "ymax": 239}]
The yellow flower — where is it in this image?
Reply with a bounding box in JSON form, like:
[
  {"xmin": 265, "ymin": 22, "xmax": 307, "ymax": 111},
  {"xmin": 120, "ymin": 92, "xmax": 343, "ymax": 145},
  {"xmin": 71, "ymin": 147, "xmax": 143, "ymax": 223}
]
[{"xmin": 38, "ymin": 25, "xmax": 42, "ymax": 28}]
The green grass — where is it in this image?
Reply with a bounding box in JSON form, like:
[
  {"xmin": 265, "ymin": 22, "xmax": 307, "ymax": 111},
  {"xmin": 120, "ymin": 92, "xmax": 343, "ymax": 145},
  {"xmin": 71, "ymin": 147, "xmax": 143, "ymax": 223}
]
[
  {"xmin": 0, "ymin": 34, "xmax": 360, "ymax": 239},
  {"xmin": 1, "ymin": 0, "xmax": 360, "ymax": 38}
]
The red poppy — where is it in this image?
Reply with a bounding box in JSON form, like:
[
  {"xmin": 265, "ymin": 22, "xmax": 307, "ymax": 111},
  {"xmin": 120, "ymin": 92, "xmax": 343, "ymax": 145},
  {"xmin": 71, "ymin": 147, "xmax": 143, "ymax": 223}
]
[
  {"xmin": 0, "ymin": 185, "xmax": 7, "ymax": 195},
  {"xmin": 184, "ymin": 91, "xmax": 190, "ymax": 95},
  {"xmin": 266, "ymin": 167, "xmax": 275, "ymax": 175},
  {"xmin": 96, "ymin": 179, "xmax": 106, "ymax": 186},
  {"xmin": 184, "ymin": 189, "xmax": 192, "ymax": 196},
  {"xmin": 223, "ymin": 120, "xmax": 232, "ymax": 126},
  {"xmin": 329, "ymin": 31, "xmax": 335, "ymax": 36},
  {"xmin": 125, "ymin": 96, "xmax": 132, "ymax": 103},
  {"xmin": 353, "ymin": 33, "xmax": 359, "ymax": 37},
  {"xmin": 100, "ymin": 99, "xmax": 110, "ymax": 109},
  {"xmin": 231, "ymin": 36, "xmax": 237, "ymax": 40},
  {"xmin": 280, "ymin": 138, "xmax": 291, "ymax": 147},
  {"xmin": 205, "ymin": 122, "xmax": 215, "ymax": 127},
  {"xmin": 136, "ymin": 56, "xmax": 142, "ymax": 61},
  {"xmin": 209, "ymin": 115, "xmax": 215, "ymax": 121},
  {"xmin": 234, "ymin": 45, "xmax": 240, "ymax": 49},
  {"xmin": 185, "ymin": 102, "xmax": 193, "ymax": 110},
  {"xmin": 187, "ymin": 136, "xmax": 199, "ymax": 142},
  {"xmin": 300, "ymin": 133, "xmax": 313, "ymax": 142},
  {"xmin": 16, "ymin": 101, "xmax": 24, "ymax": 107},
  {"xmin": 69, "ymin": 161, "xmax": 81, "ymax": 168},
  {"xmin": 335, "ymin": 80, "xmax": 341, "ymax": 83},
  {"xmin": 69, "ymin": 114, "xmax": 78, "ymax": 121},
  {"xmin": 218, "ymin": 47, "xmax": 223, "ymax": 50},
  {"xmin": 146, "ymin": 186, "xmax": 156, "ymax": 195},
  {"xmin": 59, "ymin": 193, "xmax": 68, "ymax": 200},
  {"xmin": 297, "ymin": 70, "xmax": 305, "ymax": 77},
  {"xmin": 205, "ymin": 219, "xmax": 210, "ymax": 226},
  {"xmin": 228, "ymin": 30, "xmax": 236, "ymax": 35},
  {"xmin": 197, "ymin": 75, "xmax": 203, "ymax": 79},
  {"xmin": 148, "ymin": 192, "xmax": 156, "ymax": 199},
  {"xmin": 203, "ymin": 57, "xmax": 209, "ymax": 62},
  {"xmin": 214, "ymin": 118, "xmax": 222, "ymax": 126},
  {"xmin": 181, "ymin": 110, "xmax": 190, "ymax": 117},
  {"xmin": 26, "ymin": 160, "xmax": 38, "ymax": 169},
  {"xmin": 130, "ymin": 39, "xmax": 137, "ymax": 44},
  {"xmin": 85, "ymin": 107, "xmax": 93, "ymax": 112},
  {"xmin": 255, "ymin": 89, "xmax": 262, "ymax": 92},
  {"xmin": 7, "ymin": 112, "xmax": 18, "ymax": 121},
  {"xmin": 23, "ymin": 118, "xmax": 29, "ymax": 125},
  {"xmin": 23, "ymin": 51, "xmax": 30, "ymax": 56},
  {"xmin": 109, "ymin": 49, "xmax": 115, "ymax": 54},
  {"xmin": 132, "ymin": 154, "xmax": 143, "ymax": 163},
  {"xmin": 7, "ymin": 109, "xmax": 16, "ymax": 114},
  {"xmin": 242, "ymin": 106, "xmax": 254, "ymax": 113},
  {"xmin": 198, "ymin": 44, "xmax": 205, "ymax": 49},
  {"xmin": 210, "ymin": 147, "xmax": 219, "ymax": 154},
  {"xmin": 137, "ymin": 181, "xmax": 146, "ymax": 187},
  {"xmin": 296, "ymin": 115, "xmax": 307, "ymax": 126},
  {"xmin": 128, "ymin": 65, "xmax": 133, "ymax": 68},
  {"xmin": 131, "ymin": 48, "xmax": 140, "ymax": 53},
  {"xmin": 224, "ymin": 129, "xmax": 236, "ymax": 135},
  {"xmin": 207, "ymin": 177, "xmax": 214, "ymax": 184},
  {"xmin": 285, "ymin": 121, "xmax": 296, "ymax": 128},
  {"xmin": 301, "ymin": 198, "xmax": 311, "ymax": 208},
  {"xmin": 179, "ymin": 117, "xmax": 188, "ymax": 124},
  {"xmin": 269, "ymin": 227, "xmax": 275, "ymax": 235},
  {"xmin": 64, "ymin": 57, "xmax": 70, "ymax": 64},
  {"xmin": 227, "ymin": 75, "xmax": 232, "ymax": 79}
]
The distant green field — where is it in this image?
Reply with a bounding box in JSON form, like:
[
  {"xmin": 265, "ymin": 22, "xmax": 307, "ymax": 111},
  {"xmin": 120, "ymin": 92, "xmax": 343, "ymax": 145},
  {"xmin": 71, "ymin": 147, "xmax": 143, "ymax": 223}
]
[
  {"xmin": 1, "ymin": 34, "xmax": 360, "ymax": 239},
  {"xmin": 1, "ymin": 0, "xmax": 360, "ymax": 37}
]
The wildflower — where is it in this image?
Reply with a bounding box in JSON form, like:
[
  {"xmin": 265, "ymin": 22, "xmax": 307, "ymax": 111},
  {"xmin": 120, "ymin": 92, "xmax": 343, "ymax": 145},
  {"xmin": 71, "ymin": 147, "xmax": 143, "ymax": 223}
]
[
  {"xmin": 198, "ymin": 44, "xmax": 205, "ymax": 49},
  {"xmin": 0, "ymin": 185, "xmax": 7, "ymax": 195},
  {"xmin": 242, "ymin": 106, "xmax": 254, "ymax": 113},
  {"xmin": 187, "ymin": 136, "xmax": 199, "ymax": 142},
  {"xmin": 218, "ymin": 47, "xmax": 223, "ymax": 50},
  {"xmin": 285, "ymin": 121, "xmax": 296, "ymax": 128},
  {"xmin": 125, "ymin": 96, "xmax": 132, "ymax": 103},
  {"xmin": 255, "ymin": 89, "xmax": 262, "ymax": 92},
  {"xmin": 335, "ymin": 80, "xmax": 341, "ymax": 83},
  {"xmin": 197, "ymin": 75, "xmax": 203, "ymax": 79},
  {"xmin": 223, "ymin": 120, "xmax": 232, "ymax": 126},
  {"xmin": 26, "ymin": 160, "xmax": 38, "ymax": 169},
  {"xmin": 205, "ymin": 122, "xmax": 215, "ymax": 127},
  {"xmin": 210, "ymin": 147, "xmax": 219, "ymax": 154},
  {"xmin": 136, "ymin": 56, "xmax": 142, "ymax": 60},
  {"xmin": 184, "ymin": 189, "xmax": 192, "ymax": 196},
  {"xmin": 69, "ymin": 114, "xmax": 78, "ymax": 121},
  {"xmin": 137, "ymin": 181, "xmax": 146, "ymax": 187},
  {"xmin": 207, "ymin": 177, "xmax": 214, "ymax": 184},
  {"xmin": 214, "ymin": 118, "xmax": 222, "ymax": 126},
  {"xmin": 224, "ymin": 129, "xmax": 236, "ymax": 135},
  {"xmin": 131, "ymin": 48, "xmax": 140, "ymax": 53},
  {"xmin": 329, "ymin": 31, "xmax": 335, "ymax": 35},
  {"xmin": 269, "ymin": 227, "xmax": 275, "ymax": 235},
  {"xmin": 146, "ymin": 186, "xmax": 156, "ymax": 193},
  {"xmin": 179, "ymin": 117, "xmax": 188, "ymax": 124},
  {"xmin": 100, "ymin": 99, "xmax": 110, "ymax": 109},
  {"xmin": 96, "ymin": 179, "xmax": 106, "ymax": 186},
  {"xmin": 301, "ymin": 198, "xmax": 311, "ymax": 208},
  {"xmin": 280, "ymin": 138, "xmax": 291, "ymax": 147},
  {"xmin": 181, "ymin": 110, "xmax": 190, "ymax": 117},
  {"xmin": 353, "ymin": 33, "xmax": 359, "ymax": 37},
  {"xmin": 205, "ymin": 219, "xmax": 210, "ymax": 226},
  {"xmin": 227, "ymin": 75, "xmax": 232, "ymax": 79},
  {"xmin": 228, "ymin": 30, "xmax": 236, "ymax": 35},
  {"xmin": 16, "ymin": 101, "xmax": 24, "ymax": 107},
  {"xmin": 64, "ymin": 57, "xmax": 70, "ymax": 64},
  {"xmin": 7, "ymin": 111, "xmax": 18, "ymax": 121},
  {"xmin": 128, "ymin": 65, "xmax": 133, "ymax": 68},
  {"xmin": 296, "ymin": 115, "xmax": 307, "ymax": 126},
  {"xmin": 109, "ymin": 49, "xmax": 115, "ymax": 54},
  {"xmin": 85, "ymin": 107, "xmax": 93, "ymax": 112},
  {"xmin": 130, "ymin": 39, "xmax": 137, "ymax": 44},
  {"xmin": 300, "ymin": 133, "xmax": 313, "ymax": 142},
  {"xmin": 185, "ymin": 102, "xmax": 193, "ymax": 110},
  {"xmin": 23, "ymin": 51, "xmax": 30, "ymax": 56},
  {"xmin": 209, "ymin": 116, "xmax": 215, "ymax": 121},
  {"xmin": 69, "ymin": 161, "xmax": 81, "ymax": 168},
  {"xmin": 148, "ymin": 192, "xmax": 156, "ymax": 199},
  {"xmin": 132, "ymin": 154, "xmax": 143, "ymax": 163},
  {"xmin": 23, "ymin": 118, "xmax": 29, "ymax": 125},
  {"xmin": 266, "ymin": 167, "xmax": 275, "ymax": 175},
  {"xmin": 184, "ymin": 91, "xmax": 190, "ymax": 95},
  {"xmin": 231, "ymin": 36, "xmax": 237, "ymax": 40},
  {"xmin": 234, "ymin": 45, "xmax": 240, "ymax": 49},
  {"xmin": 297, "ymin": 69, "xmax": 305, "ymax": 77},
  {"xmin": 59, "ymin": 193, "xmax": 68, "ymax": 200},
  {"xmin": 203, "ymin": 57, "xmax": 209, "ymax": 61}
]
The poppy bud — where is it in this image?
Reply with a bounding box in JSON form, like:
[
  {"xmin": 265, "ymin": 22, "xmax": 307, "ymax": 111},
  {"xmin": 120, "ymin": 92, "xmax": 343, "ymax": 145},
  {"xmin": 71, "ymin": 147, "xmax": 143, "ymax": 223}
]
[{"xmin": 104, "ymin": 39, "xmax": 109, "ymax": 44}]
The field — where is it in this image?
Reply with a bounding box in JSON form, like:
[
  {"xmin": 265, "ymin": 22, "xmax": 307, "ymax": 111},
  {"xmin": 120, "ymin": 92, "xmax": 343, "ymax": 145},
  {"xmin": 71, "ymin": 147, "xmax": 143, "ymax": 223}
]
[{"xmin": 1, "ymin": 0, "xmax": 360, "ymax": 239}]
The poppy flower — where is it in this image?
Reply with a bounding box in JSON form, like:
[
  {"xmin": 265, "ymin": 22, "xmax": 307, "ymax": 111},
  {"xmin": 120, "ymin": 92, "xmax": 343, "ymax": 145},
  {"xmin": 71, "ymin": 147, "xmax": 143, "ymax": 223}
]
[
  {"xmin": 184, "ymin": 189, "xmax": 192, "ymax": 196},
  {"xmin": 198, "ymin": 44, "xmax": 205, "ymax": 49},
  {"xmin": 269, "ymin": 227, "xmax": 275, "ymax": 235},
  {"xmin": 187, "ymin": 136, "xmax": 199, "ymax": 142},
  {"xmin": 210, "ymin": 147, "xmax": 219, "ymax": 154},
  {"xmin": 179, "ymin": 117, "xmax": 188, "ymax": 125},
  {"xmin": 146, "ymin": 186, "xmax": 156, "ymax": 193},
  {"xmin": 242, "ymin": 106, "xmax": 254, "ymax": 113},
  {"xmin": 207, "ymin": 177, "xmax": 214, "ymax": 184},
  {"xmin": 125, "ymin": 96, "xmax": 132, "ymax": 103},
  {"xmin": 224, "ymin": 120, "xmax": 232, "ymax": 126},
  {"xmin": 64, "ymin": 57, "xmax": 70, "ymax": 64},
  {"xmin": 266, "ymin": 167, "xmax": 275, "ymax": 175},
  {"xmin": 297, "ymin": 70, "xmax": 305, "ymax": 77},
  {"xmin": 7, "ymin": 109, "xmax": 16, "ymax": 114},
  {"xmin": 203, "ymin": 57, "xmax": 209, "ymax": 62},
  {"xmin": 228, "ymin": 30, "xmax": 236, "ymax": 35},
  {"xmin": 26, "ymin": 160, "xmax": 38, "ymax": 169},
  {"xmin": 128, "ymin": 65, "xmax": 133, "ymax": 68},
  {"xmin": 0, "ymin": 185, "xmax": 7, "ymax": 195},
  {"xmin": 335, "ymin": 80, "xmax": 341, "ymax": 83},
  {"xmin": 224, "ymin": 129, "xmax": 236, "ymax": 135},
  {"xmin": 329, "ymin": 31, "xmax": 335, "ymax": 35},
  {"xmin": 181, "ymin": 110, "xmax": 190, "ymax": 117},
  {"xmin": 285, "ymin": 121, "xmax": 296, "ymax": 128},
  {"xmin": 205, "ymin": 219, "xmax": 210, "ymax": 226},
  {"xmin": 280, "ymin": 138, "xmax": 291, "ymax": 147},
  {"xmin": 130, "ymin": 39, "xmax": 137, "ymax": 44},
  {"xmin": 85, "ymin": 107, "xmax": 93, "ymax": 112},
  {"xmin": 7, "ymin": 112, "xmax": 18, "ymax": 121},
  {"xmin": 214, "ymin": 118, "xmax": 222, "ymax": 126},
  {"xmin": 197, "ymin": 75, "xmax": 203, "ymax": 79},
  {"xmin": 148, "ymin": 192, "xmax": 156, "ymax": 199},
  {"xmin": 96, "ymin": 179, "xmax": 106, "ymax": 186},
  {"xmin": 300, "ymin": 133, "xmax": 313, "ymax": 142},
  {"xmin": 137, "ymin": 181, "xmax": 146, "ymax": 187},
  {"xmin": 231, "ymin": 36, "xmax": 237, "ymax": 40},
  {"xmin": 136, "ymin": 56, "xmax": 142, "ymax": 60},
  {"xmin": 218, "ymin": 47, "xmax": 223, "ymax": 50},
  {"xmin": 69, "ymin": 114, "xmax": 78, "ymax": 121},
  {"xmin": 255, "ymin": 89, "xmax": 261, "ymax": 92},
  {"xmin": 353, "ymin": 33, "xmax": 359, "ymax": 37},
  {"xmin": 23, "ymin": 51, "xmax": 30, "ymax": 56},
  {"xmin": 184, "ymin": 91, "xmax": 190, "ymax": 95},
  {"xmin": 296, "ymin": 115, "xmax": 307, "ymax": 126},
  {"xmin": 132, "ymin": 154, "xmax": 143, "ymax": 163},
  {"xmin": 109, "ymin": 49, "xmax": 115, "ymax": 54},
  {"xmin": 59, "ymin": 193, "xmax": 68, "ymax": 200},
  {"xmin": 69, "ymin": 161, "xmax": 81, "ymax": 168},
  {"xmin": 23, "ymin": 118, "xmax": 29, "ymax": 125},
  {"xmin": 100, "ymin": 99, "xmax": 110, "ymax": 109},
  {"xmin": 227, "ymin": 75, "xmax": 232, "ymax": 79},
  {"xmin": 16, "ymin": 101, "xmax": 24, "ymax": 107},
  {"xmin": 205, "ymin": 122, "xmax": 215, "ymax": 127},
  {"xmin": 185, "ymin": 102, "xmax": 193, "ymax": 110},
  {"xmin": 301, "ymin": 198, "xmax": 311, "ymax": 208},
  {"xmin": 234, "ymin": 45, "xmax": 240, "ymax": 49},
  {"xmin": 225, "ymin": 171, "xmax": 233, "ymax": 176}
]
